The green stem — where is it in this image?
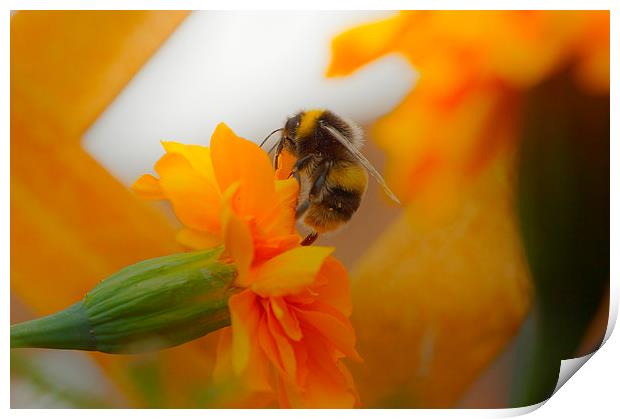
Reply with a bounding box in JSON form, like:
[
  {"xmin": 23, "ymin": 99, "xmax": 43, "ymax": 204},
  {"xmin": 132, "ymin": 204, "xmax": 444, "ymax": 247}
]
[{"xmin": 11, "ymin": 302, "xmax": 97, "ymax": 351}]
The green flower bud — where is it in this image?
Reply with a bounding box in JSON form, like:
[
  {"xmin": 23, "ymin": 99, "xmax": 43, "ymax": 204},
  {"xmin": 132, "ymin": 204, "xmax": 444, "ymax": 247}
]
[{"xmin": 11, "ymin": 247, "xmax": 237, "ymax": 353}]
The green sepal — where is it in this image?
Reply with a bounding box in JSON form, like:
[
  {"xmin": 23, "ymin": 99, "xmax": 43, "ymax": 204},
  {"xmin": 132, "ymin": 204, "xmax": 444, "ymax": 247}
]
[{"xmin": 11, "ymin": 247, "xmax": 238, "ymax": 354}]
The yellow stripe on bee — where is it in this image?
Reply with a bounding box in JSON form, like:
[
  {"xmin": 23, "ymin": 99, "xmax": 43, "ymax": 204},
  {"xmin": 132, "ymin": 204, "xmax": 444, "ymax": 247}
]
[
  {"xmin": 328, "ymin": 162, "xmax": 368, "ymax": 193},
  {"xmin": 297, "ymin": 109, "xmax": 325, "ymax": 138}
]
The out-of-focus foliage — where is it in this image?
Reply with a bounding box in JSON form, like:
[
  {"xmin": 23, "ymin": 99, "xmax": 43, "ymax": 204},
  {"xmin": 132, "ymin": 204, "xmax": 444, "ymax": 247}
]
[{"xmin": 512, "ymin": 69, "xmax": 609, "ymax": 406}]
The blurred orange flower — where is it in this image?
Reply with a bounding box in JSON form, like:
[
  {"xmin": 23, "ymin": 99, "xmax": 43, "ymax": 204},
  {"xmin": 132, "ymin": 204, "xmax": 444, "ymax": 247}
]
[
  {"xmin": 322, "ymin": 11, "xmax": 610, "ymax": 407},
  {"xmin": 328, "ymin": 11, "xmax": 609, "ymax": 214},
  {"xmin": 133, "ymin": 124, "xmax": 360, "ymax": 407}
]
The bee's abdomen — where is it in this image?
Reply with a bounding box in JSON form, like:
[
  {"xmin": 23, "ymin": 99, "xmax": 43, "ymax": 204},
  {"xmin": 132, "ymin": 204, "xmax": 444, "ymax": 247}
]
[
  {"xmin": 303, "ymin": 188, "xmax": 362, "ymax": 233},
  {"xmin": 327, "ymin": 161, "xmax": 368, "ymax": 193},
  {"xmin": 302, "ymin": 160, "xmax": 367, "ymax": 233},
  {"xmin": 326, "ymin": 188, "xmax": 362, "ymax": 217}
]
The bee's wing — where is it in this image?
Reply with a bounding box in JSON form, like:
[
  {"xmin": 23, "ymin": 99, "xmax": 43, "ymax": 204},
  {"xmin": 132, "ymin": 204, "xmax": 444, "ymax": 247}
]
[{"xmin": 322, "ymin": 124, "xmax": 401, "ymax": 204}]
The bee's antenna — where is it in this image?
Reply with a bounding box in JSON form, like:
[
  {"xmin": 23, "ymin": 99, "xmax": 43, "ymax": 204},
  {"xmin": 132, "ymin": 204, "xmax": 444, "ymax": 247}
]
[{"xmin": 260, "ymin": 128, "xmax": 284, "ymax": 149}]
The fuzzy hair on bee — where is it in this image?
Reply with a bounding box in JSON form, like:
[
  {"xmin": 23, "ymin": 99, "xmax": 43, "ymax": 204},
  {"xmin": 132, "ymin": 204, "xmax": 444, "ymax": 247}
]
[{"xmin": 261, "ymin": 109, "xmax": 400, "ymax": 246}]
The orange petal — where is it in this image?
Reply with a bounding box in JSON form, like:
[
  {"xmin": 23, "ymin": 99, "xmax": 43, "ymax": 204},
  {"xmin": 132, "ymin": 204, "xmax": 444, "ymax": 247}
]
[
  {"xmin": 292, "ymin": 340, "xmax": 309, "ymax": 388},
  {"xmin": 131, "ymin": 174, "xmax": 165, "ymax": 200},
  {"xmin": 245, "ymin": 346, "xmax": 274, "ymax": 394},
  {"xmin": 229, "ymin": 290, "xmax": 260, "ymax": 375},
  {"xmin": 257, "ymin": 312, "xmax": 284, "ymax": 375},
  {"xmin": 270, "ymin": 297, "xmax": 302, "ymax": 341},
  {"xmin": 251, "ymin": 246, "xmax": 334, "ymax": 297},
  {"xmin": 295, "ymin": 302, "xmax": 361, "ymax": 362},
  {"xmin": 275, "ymin": 178, "xmax": 300, "ymax": 208},
  {"xmin": 155, "ymin": 153, "xmax": 221, "ymax": 234},
  {"xmin": 264, "ymin": 299, "xmax": 297, "ymax": 381},
  {"xmin": 277, "ymin": 374, "xmax": 292, "ymax": 408},
  {"xmin": 311, "ymin": 256, "xmax": 352, "ymax": 316},
  {"xmin": 254, "ymin": 234, "xmax": 300, "ymax": 262},
  {"xmin": 257, "ymin": 178, "xmax": 299, "ymax": 238},
  {"xmin": 175, "ymin": 228, "xmax": 221, "ymax": 250},
  {"xmin": 274, "ymin": 149, "xmax": 297, "ymax": 180},
  {"xmin": 161, "ymin": 141, "xmax": 218, "ymax": 183},
  {"xmin": 210, "ymin": 123, "xmax": 275, "ymax": 220},
  {"xmin": 213, "ymin": 327, "xmax": 273, "ymax": 395},
  {"xmin": 286, "ymin": 327, "xmax": 356, "ymax": 408},
  {"xmin": 301, "ymin": 358, "xmax": 356, "ymax": 408},
  {"xmin": 213, "ymin": 327, "xmax": 234, "ymax": 381},
  {"xmin": 221, "ymin": 185, "xmax": 254, "ymax": 286},
  {"xmin": 337, "ymin": 362, "xmax": 361, "ymax": 407}
]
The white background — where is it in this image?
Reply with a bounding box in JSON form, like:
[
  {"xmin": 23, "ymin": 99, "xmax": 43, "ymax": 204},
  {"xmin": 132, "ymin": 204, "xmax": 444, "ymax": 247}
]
[{"xmin": 83, "ymin": 11, "xmax": 414, "ymax": 187}]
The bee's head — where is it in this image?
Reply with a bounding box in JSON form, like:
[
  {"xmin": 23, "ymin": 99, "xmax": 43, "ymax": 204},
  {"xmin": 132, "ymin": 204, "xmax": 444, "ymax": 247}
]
[
  {"xmin": 282, "ymin": 113, "xmax": 301, "ymax": 144},
  {"xmin": 283, "ymin": 109, "xmax": 325, "ymax": 143}
]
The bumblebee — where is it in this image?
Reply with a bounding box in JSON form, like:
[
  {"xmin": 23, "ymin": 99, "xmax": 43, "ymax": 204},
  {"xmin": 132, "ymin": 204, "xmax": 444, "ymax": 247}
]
[{"xmin": 261, "ymin": 109, "xmax": 400, "ymax": 246}]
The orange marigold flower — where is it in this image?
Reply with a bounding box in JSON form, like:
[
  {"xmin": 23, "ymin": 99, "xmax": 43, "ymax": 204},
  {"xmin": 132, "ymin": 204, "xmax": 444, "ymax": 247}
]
[
  {"xmin": 132, "ymin": 123, "xmax": 360, "ymax": 408},
  {"xmin": 327, "ymin": 11, "xmax": 609, "ymax": 214},
  {"xmin": 133, "ymin": 123, "xmax": 300, "ymax": 258}
]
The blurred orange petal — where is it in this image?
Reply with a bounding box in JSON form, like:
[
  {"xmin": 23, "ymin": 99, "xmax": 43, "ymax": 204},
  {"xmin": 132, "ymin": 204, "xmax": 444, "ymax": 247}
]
[
  {"xmin": 327, "ymin": 13, "xmax": 404, "ymax": 77},
  {"xmin": 348, "ymin": 160, "xmax": 532, "ymax": 407},
  {"xmin": 330, "ymin": 10, "xmax": 608, "ymax": 213},
  {"xmin": 10, "ymin": 10, "xmax": 208, "ymax": 408}
]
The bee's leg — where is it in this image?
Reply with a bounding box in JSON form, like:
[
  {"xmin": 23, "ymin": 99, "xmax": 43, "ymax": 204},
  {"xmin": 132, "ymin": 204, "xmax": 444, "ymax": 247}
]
[
  {"xmin": 295, "ymin": 161, "xmax": 329, "ymax": 220},
  {"xmin": 287, "ymin": 154, "xmax": 313, "ymax": 180},
  {"xmin": 291, "ymin": 154, "xmax": 315, "ymax": 219},
  {"xmin": 272, "ymin": 141, "xmax": 284, "ymax": 170},
  {"xmin": 295, "ymin": 199, "xmax": 310, "ymax": 219},
  {"xmin": 308, "ymin": 161, "xmax": 330, "ymax": 201},
  {"xmin": 301, "ymin": 232, "xmax": 319, "ymax": 246}
]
